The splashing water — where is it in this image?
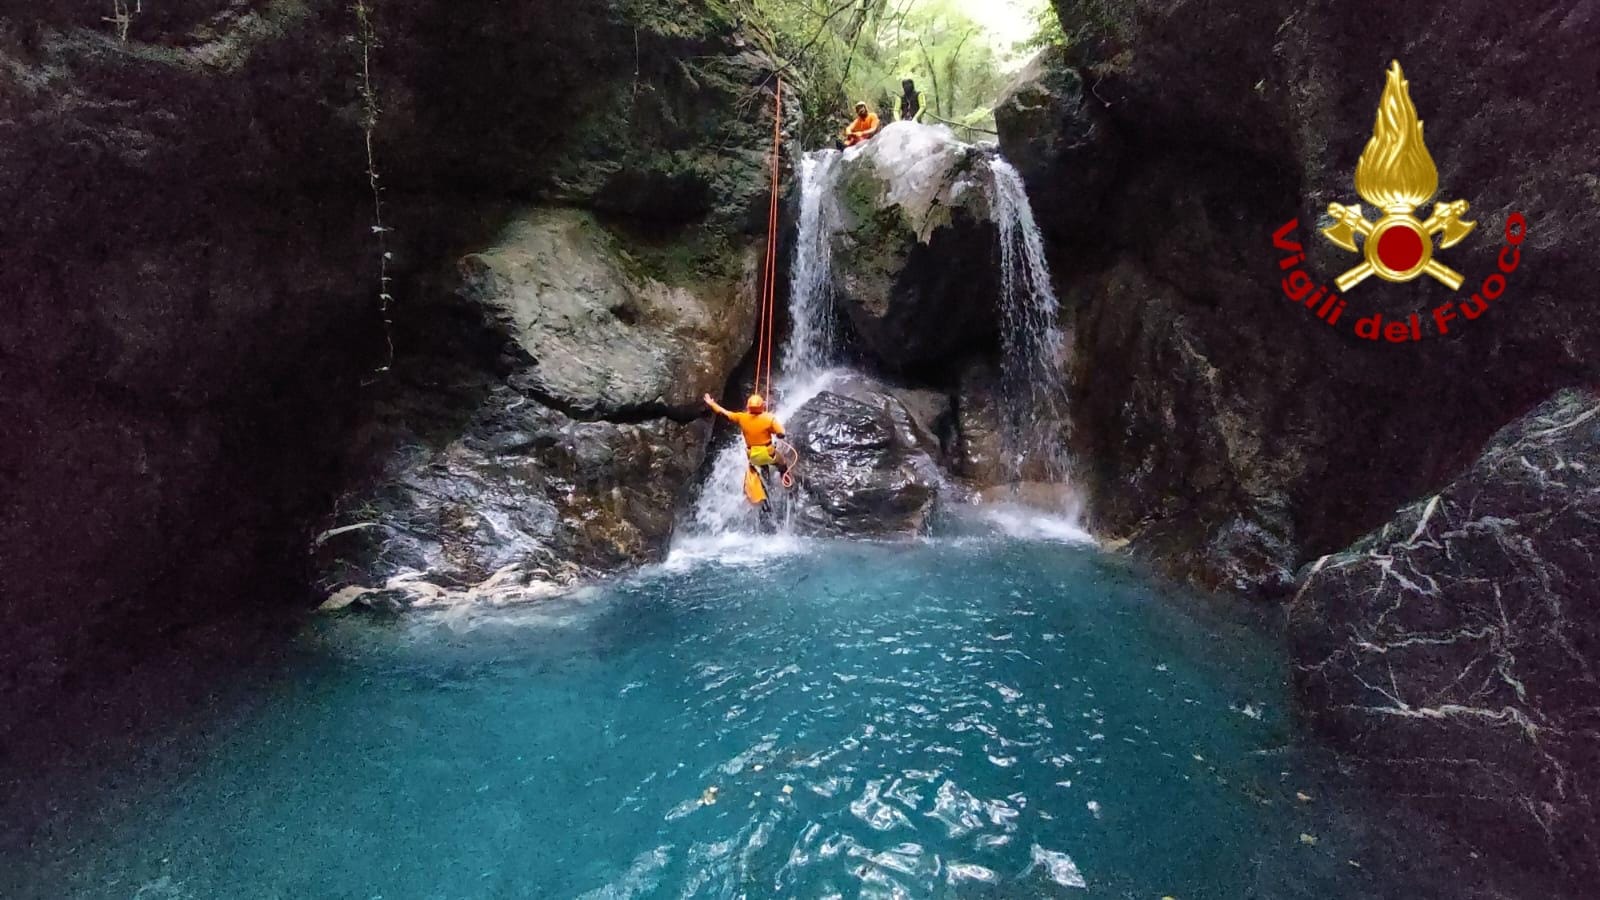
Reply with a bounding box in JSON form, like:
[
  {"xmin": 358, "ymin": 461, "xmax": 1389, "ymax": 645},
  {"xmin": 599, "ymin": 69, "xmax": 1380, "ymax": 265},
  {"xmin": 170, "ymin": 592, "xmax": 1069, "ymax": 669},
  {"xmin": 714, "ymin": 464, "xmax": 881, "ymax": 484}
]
[
  {"xmin": 987, "ymin": 157, "xmax": 1071, "ymax": 484},
  {"xmin": 676, "ymin": 151, "xmax": 850, "ymax": 549},
  {"xmin": 677, "ymin": 127, "xmax": 1076, "ymax": 552}
]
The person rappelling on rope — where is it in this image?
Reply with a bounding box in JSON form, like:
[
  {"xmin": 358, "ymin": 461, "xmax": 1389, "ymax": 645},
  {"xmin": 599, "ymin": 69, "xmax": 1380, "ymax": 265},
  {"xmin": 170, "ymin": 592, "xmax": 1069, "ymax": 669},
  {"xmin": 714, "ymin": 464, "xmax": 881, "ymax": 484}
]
[
  {"xmin": 704, "ymin": 392, "xmax": 798, "ymax": 507},
  {"xmin": 711, "ymin": 74, "xmax": 801, "ymax": 514},
  {"xmin": 839, "ymin": 100, "xmax": 882, "ymax": 148}
]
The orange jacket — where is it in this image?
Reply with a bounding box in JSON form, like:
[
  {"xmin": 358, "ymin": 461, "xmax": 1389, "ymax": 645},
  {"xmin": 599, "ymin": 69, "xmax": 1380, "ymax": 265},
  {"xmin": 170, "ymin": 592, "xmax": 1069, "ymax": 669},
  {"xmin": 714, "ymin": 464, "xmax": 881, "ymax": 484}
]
[
  {"xmin": 723, "ymin": 410, "xmax": 785, "ymax": 448},
  {"xmin": 845, "ymin": 111, "xmax": 880, "ymax": 142}
]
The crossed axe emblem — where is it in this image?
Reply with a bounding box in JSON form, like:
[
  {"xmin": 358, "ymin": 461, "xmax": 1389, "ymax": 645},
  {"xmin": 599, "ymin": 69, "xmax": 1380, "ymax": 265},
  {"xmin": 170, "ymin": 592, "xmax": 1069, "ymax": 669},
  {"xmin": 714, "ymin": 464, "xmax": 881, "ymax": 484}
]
[{"xmin": 1322, "ymin": 200, "xmax": 1476, "ymax": 291}]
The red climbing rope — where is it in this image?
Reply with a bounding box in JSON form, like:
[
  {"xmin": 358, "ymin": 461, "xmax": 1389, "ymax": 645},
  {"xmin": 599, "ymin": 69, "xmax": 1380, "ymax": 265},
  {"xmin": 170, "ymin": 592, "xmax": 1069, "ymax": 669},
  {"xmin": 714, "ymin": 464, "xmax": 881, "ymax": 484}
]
[{"xmin": 754, "ymin": 78, "xmax": 784, "ymax": 401}]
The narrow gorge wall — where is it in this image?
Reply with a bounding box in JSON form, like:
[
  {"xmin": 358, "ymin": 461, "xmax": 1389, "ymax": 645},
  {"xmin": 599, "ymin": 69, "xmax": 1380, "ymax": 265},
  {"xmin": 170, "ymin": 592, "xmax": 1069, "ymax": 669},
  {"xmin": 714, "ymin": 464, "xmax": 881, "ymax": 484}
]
[
  {"xmin": 997, "ymin": 1, "xmax": 1600, "ymax": 885},
  {"xmin": 0, "ymin": 0, "xmax": 780, "ymax": 737},
  {"xmin": 999, "ymin": 4, "xmax": 1600, "ymax": 597}
]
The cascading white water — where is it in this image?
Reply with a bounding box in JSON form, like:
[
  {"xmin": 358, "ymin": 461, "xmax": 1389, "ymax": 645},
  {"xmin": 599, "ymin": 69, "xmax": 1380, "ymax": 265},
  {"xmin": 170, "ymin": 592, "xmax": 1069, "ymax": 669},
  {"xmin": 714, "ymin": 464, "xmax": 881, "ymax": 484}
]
[
  {"xmin": 987, "ymin": 156, "xmax": 1071, "ymax": 484},
  {"xmin": 782, "ymin": 151, "xmax": 844, "ymax": 376},
  {"xmin": 672, "ymin": 125, "xmax": 1076, "ymax": 555},
  {"xmin": 678, "ymin": 150, "xmax": 848, "ymax": 546}
]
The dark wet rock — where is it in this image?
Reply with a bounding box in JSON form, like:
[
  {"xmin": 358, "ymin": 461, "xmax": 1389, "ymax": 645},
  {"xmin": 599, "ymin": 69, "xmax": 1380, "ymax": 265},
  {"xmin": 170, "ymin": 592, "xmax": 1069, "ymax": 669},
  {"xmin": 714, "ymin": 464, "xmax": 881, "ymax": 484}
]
[
  {"xmin": 1062, "ymin": 260, "xmax": 1303, "ymax": 599},
  {"xmin": 823, "ymin": 372, "xmax": 954, "ymax": 463},
  {"xmin": 315, "ymin": 387, "xmax": 710, "ymax": 610},
  {"xmin": 993, "ymin": 44, "xmax": 1119, "ymax": 249},
  {"xmin": 1288, "ymin": 388, "xmax": 1600, "ymax": 885},
  {"xmin": 1002, "ymin": 1, "xmax": 1600, "ymax": 599},
  {"xmin": 787, "ymin": 390, "xmax": 943, "ymax": 537},
  {"xmin": 948, "ymin": 359, "xmax": 1075, "ymax": 492},
  {"xmin": 1, "ymin": 2, "xmax": 778, "ymax": 731},
  {"xmin": 314, "ymin": 209, "xmax": 751, "ymax": 604},
  {"xmin": 951, "ymin": 362, "xmax": 1007, "ymax": 485},
  {"xmin": 1, "ymin": 6, "xmax": 377, "ymax": 735}
]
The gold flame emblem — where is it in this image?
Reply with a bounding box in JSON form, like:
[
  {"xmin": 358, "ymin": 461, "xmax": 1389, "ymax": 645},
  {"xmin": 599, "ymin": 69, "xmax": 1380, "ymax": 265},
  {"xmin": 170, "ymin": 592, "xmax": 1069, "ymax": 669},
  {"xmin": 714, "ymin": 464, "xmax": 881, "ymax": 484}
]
[{"xmin": 1322, "ymin": 61, "xmax": 1475, "ymax": 290}]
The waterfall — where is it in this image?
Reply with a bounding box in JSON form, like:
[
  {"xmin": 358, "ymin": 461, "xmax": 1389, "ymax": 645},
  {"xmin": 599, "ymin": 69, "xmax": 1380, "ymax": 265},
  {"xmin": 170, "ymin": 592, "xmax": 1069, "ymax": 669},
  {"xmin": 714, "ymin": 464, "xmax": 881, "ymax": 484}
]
[
  {"xmin": 782, "ymin": 151, "xmax": 844, "ymax": 378},
  {"xmin": 678, "ymin": 150, "xmax": 847, "ymax": 544},
  {"xmin": 672, "ymin": 128, "xmax": 1075, "ymax": 553},
  {"xmin": 987, "ymin": 156, "xmax": 1071, "ymax": 484}
]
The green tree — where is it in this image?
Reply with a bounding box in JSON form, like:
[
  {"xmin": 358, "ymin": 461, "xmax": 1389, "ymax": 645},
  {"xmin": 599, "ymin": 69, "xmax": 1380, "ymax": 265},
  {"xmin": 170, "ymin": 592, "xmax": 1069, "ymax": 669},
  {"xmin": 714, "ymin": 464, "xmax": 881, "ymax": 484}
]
[{"xmin": 751, "ymin": 0, "xmax": 1030, "ymax": 145}]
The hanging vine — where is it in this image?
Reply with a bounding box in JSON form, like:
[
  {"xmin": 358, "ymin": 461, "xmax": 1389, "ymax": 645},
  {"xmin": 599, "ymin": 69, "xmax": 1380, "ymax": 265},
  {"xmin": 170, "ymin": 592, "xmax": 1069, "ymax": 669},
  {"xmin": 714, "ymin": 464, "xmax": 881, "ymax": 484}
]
[{"xmin": 353, "ymin": 0, "xmax": 395, "ymax": 377}]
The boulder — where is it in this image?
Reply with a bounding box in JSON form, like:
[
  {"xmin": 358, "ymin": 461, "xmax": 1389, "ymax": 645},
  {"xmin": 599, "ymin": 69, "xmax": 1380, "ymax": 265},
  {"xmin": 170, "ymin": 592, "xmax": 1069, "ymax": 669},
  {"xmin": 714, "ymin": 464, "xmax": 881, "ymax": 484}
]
[
  {"xmin": 1288, "ymin": 388, "xmax": 1600, "ymax": 885},
  {"xmin": 315, "ymin": 385, "xmax": 710, "ymax": 609},
  {"xmin": 786, "ymin": 389, "xmax": 944, "ymax": 536},
  {"xmin": 457, "ymin": 208, "xmax": 757, "ymax": 416},
  {"xmin": 825, "ymin": 123, "xmax": 1002, "ymax": 371},
  {"xmin": 822, "ymin": 372, "xmax": 954, "ymax": 462},
  {"xmin": 314, "ymin": 209, "xmax": 755, "ymax": 605}
]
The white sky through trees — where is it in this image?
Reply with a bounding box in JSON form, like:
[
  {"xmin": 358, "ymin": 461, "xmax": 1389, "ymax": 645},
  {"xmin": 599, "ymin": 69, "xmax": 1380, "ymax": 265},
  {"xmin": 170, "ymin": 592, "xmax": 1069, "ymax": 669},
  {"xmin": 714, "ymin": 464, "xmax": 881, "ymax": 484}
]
[{"xmin": 948, "ymin": 0, "xmax": 1051, "ymax": 65}]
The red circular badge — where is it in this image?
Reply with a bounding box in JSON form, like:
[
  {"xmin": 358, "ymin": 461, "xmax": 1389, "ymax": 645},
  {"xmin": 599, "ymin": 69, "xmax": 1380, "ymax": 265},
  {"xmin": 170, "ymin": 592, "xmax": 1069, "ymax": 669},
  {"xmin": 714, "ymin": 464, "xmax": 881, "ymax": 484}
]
[{"xmin": 1376, "ymin": 223, "xmax": 1425, "ymax": 272}]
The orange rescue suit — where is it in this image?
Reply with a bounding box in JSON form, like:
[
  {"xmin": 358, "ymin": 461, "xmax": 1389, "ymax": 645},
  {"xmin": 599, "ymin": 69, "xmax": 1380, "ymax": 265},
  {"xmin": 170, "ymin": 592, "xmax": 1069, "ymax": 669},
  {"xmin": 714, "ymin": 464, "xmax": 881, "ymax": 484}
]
[
  {"xmin": 845, "ymin": 111, "xmax": 880, "ymax": 146},
  {"xmin": 726, "ymin": 410, "xmax": 785, "ymax": 448}
]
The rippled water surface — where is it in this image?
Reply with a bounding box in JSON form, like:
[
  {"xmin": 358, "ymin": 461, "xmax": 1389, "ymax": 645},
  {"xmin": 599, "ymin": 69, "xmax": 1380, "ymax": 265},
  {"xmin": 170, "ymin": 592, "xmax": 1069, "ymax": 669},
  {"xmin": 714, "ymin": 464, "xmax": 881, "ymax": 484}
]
[{"xmin": 13, "ymin": 538, "xmax": 1423, "ymax": 898}]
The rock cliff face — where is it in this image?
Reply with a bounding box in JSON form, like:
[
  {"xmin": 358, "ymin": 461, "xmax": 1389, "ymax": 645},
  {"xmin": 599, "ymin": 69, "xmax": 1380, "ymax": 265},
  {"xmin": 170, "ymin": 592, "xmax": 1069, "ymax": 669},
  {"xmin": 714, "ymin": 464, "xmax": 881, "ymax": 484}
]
[
  {"xmin": 315, "ymin": 209, "xmax": 760, "ymax": 609},
  {"xmin": 997, "ymin": 0, "xmax": 1600, "ymax": 884},
  {"xmin": 1, "ymin": 0, "xmax": 779, "ymax": 730},
  {"xmin": 2, "ymin": 2, "xmax": 374, "ymax": 738},
  {"xmin": 1000, "ymin": 1, "xmax": 1600, "ymax": 598},
  {"xmin": 1289, "ymin": 389, "xmax": 1600, "ymax": 884}
]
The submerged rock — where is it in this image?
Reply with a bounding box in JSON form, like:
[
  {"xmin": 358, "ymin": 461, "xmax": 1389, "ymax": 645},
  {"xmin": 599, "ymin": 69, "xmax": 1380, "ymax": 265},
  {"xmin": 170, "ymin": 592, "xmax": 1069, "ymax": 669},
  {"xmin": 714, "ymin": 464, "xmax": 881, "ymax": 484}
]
[
  {"xmin": 787, "ymin": 389, "xmax": 943, "ymax": 537},
  {"xmin": 1288, "ymin": 388, "xmax": 1600, "ymax": 884}
]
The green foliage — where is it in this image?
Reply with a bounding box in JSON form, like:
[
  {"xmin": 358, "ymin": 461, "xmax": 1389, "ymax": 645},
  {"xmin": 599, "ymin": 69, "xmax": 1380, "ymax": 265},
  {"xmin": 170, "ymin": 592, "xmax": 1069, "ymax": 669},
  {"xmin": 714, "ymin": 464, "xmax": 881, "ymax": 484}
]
[
  {"xmin": 750, "ymin": 0, "xmax": 1037, "ymax": 146},
  {"xmin": 1014, "ymin": 1, "xmax": 1066, "ymax": 53}
]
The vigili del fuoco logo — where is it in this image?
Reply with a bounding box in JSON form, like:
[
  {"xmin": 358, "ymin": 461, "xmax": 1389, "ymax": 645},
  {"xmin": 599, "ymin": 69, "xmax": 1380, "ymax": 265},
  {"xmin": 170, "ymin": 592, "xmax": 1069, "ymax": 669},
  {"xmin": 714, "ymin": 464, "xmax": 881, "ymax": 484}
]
[{"xmin": 1271, "ymin": 61, "xmax": 1527, "ymax": 343}]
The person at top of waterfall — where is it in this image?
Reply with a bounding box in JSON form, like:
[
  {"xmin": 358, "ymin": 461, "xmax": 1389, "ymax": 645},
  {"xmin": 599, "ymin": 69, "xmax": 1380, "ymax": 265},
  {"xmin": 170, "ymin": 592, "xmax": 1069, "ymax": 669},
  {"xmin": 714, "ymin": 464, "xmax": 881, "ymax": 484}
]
[
  {"xmin": 841, "ymin": 101, "xmax": 882, "ymax": 148},
  {"xmin": 704, "ymin": 392, "xmax": 795, "ymax": 488},
  {"xmin": 896, "ymin": 79, "xmax": 924, "ymax": 123}
]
